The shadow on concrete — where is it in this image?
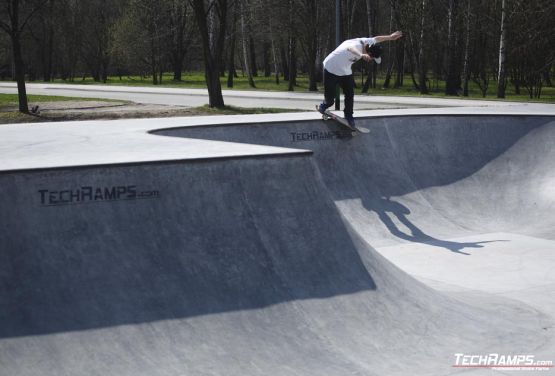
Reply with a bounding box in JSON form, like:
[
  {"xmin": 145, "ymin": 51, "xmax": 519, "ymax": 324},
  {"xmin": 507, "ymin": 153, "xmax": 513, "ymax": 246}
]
[
  {"xmin": 364, "ymin": 197, "xmax": 507, "ymax": 255},
  {"xmin": 0, "ymin": 157, "xmax": 377, "ymax": 339},
  {"xmin": 154, "ymin": 116, "xmax": 551, "ymax": 200}
]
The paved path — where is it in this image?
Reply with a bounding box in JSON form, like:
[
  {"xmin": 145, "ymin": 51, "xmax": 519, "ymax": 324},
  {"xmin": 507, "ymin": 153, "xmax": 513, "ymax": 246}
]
[{"xmin": 0, "ymin": 82, "xmax": 546, "ymax": 111}]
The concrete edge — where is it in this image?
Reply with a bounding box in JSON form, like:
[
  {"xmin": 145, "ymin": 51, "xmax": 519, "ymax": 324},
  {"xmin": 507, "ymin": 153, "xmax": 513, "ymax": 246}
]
[{"xmin": 0, "ymin": 150, "xmax": 313, "ymax": 176}]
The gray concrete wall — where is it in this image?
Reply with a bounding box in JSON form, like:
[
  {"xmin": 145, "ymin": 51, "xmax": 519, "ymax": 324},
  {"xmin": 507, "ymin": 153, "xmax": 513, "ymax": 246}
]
[{"xmin": 1, "ymin": 115, "xmax": 553, "ymax": 375}]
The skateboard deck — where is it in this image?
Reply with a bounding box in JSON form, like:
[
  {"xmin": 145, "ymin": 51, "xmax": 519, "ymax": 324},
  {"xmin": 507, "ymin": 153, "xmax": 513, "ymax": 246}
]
[{"xmin": 316, "ymin": 105, "xmax": 370, "ymax": 134}]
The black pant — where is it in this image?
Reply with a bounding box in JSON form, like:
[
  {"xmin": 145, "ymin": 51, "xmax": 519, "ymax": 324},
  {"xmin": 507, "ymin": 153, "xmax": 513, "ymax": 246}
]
[{"xmin": 323, "ymin": 69, "xmax": 355, "ymax": 118}]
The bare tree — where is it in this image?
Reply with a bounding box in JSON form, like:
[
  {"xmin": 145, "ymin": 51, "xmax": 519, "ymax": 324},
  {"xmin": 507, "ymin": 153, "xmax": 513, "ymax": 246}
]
[
  {"xmin": 295, "ymin": 0, "xmax": 320, "ymax": 91},
  {"xmin": 80, "ymin": 0, "xmax": 124, "ymax": 82},
  {"xmin": 286, "ymin": 0, "xmax": 297, "ymax": 91},
  {"xmin": 168, "ymin": 0, "xmax": 196, "ymax": 81},
  {"xmin": 190, "ymin": 0, "xmax": 229, "ymax": 107},
  {"xmin": 226, "ymin": 3, "xmax": 238, "ymax": 87},
  {"xmin": 496, "ymin": 0, "xmax": 507, "ymax": 98},
  {"xmin": 460, "ymin": 0, "xmax": 472, "ymax": 96},
  {"xmin": 417, "ymin": 0, "xmax": 428, "ymax": 94},
  {"xmin": 362, "ymin": 0, "xmax": 377, "ymax": 92},
  {"xmin": 239, "ymin": 0, "xmax": 255, "ymax": 87},
  {"xmin": 445, "ymin": 0, "xmax": 460, "ymax": 95},
  {"xmin": 0, "ymin": 0, "xmax": 46, "ymax": 113}
]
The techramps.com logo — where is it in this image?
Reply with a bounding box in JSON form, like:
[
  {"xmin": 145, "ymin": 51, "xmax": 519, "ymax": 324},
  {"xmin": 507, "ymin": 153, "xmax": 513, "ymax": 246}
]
[
  {"xmin": 452, "ymin": 353, "xmax": 554, "ymax": 371},
  {"xmin": 289, "ymin": 130, "xmax": 352, "ymax": 142},
  {"xmin": 38, "ymin": 185, "xmax": 160, "ymax": 206}
]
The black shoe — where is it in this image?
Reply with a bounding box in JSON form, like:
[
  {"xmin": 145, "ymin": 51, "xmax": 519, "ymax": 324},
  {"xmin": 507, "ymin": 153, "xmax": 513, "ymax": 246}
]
[{"xmin": 317, "ymin": 103, "xmax": 328, "ymax": 114}]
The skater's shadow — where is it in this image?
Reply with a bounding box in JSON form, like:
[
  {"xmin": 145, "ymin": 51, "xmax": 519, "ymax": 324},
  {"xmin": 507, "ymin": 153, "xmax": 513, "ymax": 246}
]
[{"xmin": 363, "ymin": 197, "xmax": 506, "ymax": 255}]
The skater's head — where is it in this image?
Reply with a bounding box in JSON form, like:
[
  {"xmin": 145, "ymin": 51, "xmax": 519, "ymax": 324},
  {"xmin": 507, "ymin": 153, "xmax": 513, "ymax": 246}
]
[{"xmin": 365, "ymin": 44, "xmax": 383, "ymax": 64}]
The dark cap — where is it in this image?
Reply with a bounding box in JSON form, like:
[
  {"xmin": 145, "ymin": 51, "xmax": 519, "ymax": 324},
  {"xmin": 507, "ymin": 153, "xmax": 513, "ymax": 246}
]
[{"xmin": 366, "ymin": 44, "xmax": 383, "ymax": 64}]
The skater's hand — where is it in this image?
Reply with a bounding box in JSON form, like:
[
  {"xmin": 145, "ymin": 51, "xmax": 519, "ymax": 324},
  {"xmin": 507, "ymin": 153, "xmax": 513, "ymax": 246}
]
[
  {"xmin": 390, "ymin": 31, "xmax": 403, "ymax": 40},
  {"xmin": 361, "ymin": 54, "xmax": 372, "ymax": 62}
]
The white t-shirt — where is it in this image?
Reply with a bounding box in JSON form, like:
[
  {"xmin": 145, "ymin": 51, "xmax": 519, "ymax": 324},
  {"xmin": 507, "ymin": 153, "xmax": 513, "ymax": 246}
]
[{"xmin": 323, "ymin": 37, "xmax": 377, "ymax": 76}]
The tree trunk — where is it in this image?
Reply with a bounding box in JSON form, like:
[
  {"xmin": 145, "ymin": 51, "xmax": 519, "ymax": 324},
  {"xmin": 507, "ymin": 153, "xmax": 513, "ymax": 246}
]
[
  {"xmin": 12, "ymin": 35, "xmax": 29, "ymax": 113},
  {"xmin": 168, "ymin": 1, "xmax": 189, "ymax": 81},
  {"xmin": 382, "ymin": 0, "xmax": 395, "ymax": 89},
  {"xmin": 227, "ymin": 33, "xmax": 236, "ymax": 88},
  {"xmin": 240, "ymin": 0, "xmax": 255, "ymax": 88},
  {"xmin": 287, "ymin": 0, "xmax": 296, "ymax": 91},
  {"xmin": 307, "ymin": 59, "xmax": 317, "ymax": 91},
  {"xmin": 4, "ymin": 0, "xmax": 29, "ymax": 114},
  {"xmin": 263, "ymin": 41, "xmax": 271, "ymax": 77},
  {"xmin": 418, "ymin": 0, "xmax": 429, "ymax": 94},
  {"xmin": 383, "ymin": 62, "xmax": 393, "ymax": 88},
  {"xmin": 191, "ymin": 0, "xmax": 226, "ymax": 108},
  {"xmin": 268, "ymin": 20, "xmax": 280, "ymax": 85},
  {"xmin": 151, "ymin": 52, "xmax": 158, "ymax": 85},
  {"xmin": 445, "ymin": 0, "xmax": 460, "ymax": 95},
  {"xmin": 361, "ymin": 0, "xmax": 374, "ymax": 93},
  {"xmin": 45, "ymin": 0, "xmax": 54, "ymax": 82},
  {"xmin": 173, "ymin": 59, "xmax": 183, "ymax": 81},
  {"xmin": 281, "ymin": 43, "xmax": 289, "ymax": 81},
  {"xmin": 496, "ymin": 0, "xmax": 507, "ymax": 98},
  {"xmin": 394, "ymin": 40, "xmax": 405, "ymax": 87},
  {"xmin": 462, "ymin": 0, "xmax": 471, "ymax": 96},
  {"xmin": 249, "ymin": 36, "xmax": 258, "ymax": 77},
  {"xmin": 543, "ymin": 69, "xmax": 552, "ymax": 86},
  {"xmin": 227, "ymin": 6, "xmax": 237, "ymax": 88},
  {"xmin": 287, "ymin": 36, "xmax": 297, "ymax": 91}
]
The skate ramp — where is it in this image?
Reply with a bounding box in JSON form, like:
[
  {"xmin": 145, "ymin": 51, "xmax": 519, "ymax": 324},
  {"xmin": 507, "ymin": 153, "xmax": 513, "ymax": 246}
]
[
  {"xmin": 0, "ymin": 114, "xmax": 553, "ymax": 375},
  {"xmin": 156, "ymin": 115, "xmax": 555, "ymax": 245}
]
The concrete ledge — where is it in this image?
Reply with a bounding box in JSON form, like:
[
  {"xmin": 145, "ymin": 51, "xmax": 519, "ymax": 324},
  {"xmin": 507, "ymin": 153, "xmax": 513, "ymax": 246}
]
[{"xmin": 1, "ymin": 106, "xmax": 553, "ymax": 173}]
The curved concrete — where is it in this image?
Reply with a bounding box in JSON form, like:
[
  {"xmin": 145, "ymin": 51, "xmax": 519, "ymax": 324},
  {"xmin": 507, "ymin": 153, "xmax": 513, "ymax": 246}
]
[{"xmin": 1, "ymin": 110, "xmax": 554, "ymax": 375}]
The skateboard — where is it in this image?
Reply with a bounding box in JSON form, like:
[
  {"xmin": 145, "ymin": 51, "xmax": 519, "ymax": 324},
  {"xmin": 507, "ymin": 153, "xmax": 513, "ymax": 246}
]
[{"xmin": 316, "ymin": 105, "xmax": 370, "ymax": 134}]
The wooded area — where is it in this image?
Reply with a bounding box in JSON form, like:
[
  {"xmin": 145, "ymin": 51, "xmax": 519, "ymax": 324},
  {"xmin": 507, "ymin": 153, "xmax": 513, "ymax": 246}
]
[{"xmin": 1, "ymin": 0, "xmax": 554, "ymax": 112}]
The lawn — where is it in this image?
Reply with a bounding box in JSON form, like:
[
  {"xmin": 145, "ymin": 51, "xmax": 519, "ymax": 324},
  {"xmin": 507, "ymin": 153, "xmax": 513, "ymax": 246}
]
[{"xmin": 47, "ymin": 71, "xmax": 555, "ymax": 103}]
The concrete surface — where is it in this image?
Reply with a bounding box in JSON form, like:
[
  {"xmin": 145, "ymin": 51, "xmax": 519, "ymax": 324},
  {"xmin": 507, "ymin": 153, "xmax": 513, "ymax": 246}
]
[
  {"xmin": 1, "ymin": 106, "xmax": 555, "ymax": 375},
  {"xmin": 2, "ymin": 82, "xmax": 553, "ymax": 111}
]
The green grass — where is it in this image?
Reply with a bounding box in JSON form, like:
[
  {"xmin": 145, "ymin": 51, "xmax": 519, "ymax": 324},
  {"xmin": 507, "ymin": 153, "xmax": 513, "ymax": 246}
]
[{"xmin": 47, "ymin": 71, "xmax": 555, "ymax": 103}]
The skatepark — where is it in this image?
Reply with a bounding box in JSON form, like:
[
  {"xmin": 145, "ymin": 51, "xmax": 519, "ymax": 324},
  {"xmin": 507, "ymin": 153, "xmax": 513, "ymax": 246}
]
[{"xmin": 1, "ymin": 95, "xmax": 554, "ymax": 375}]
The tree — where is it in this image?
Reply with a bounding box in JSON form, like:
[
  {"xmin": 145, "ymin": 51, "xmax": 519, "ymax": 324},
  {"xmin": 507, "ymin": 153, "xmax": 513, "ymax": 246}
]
[
  {"xmin": 361, "ymin": 0, "xmax": 377, "ymax": 93},
  {"xmin": 80, "ymin": 0, "xmax": 124, "ymax": 82},
  {"xmin": 461, "ymin": 0, "xmax": 472, "ymax": 96},
  {"xmin": 226, "ymin": 3, "xmax": 238, "ymax": 87},
  {"xmin": 416, "ymin": 0, "xmax": 428, "ymax": 94},
  {"xmin": 190, "ymin": 0, "xmax": 229, "ymax": 108},
  {"xmin": 286, "ymin": 0, "xmax": 297, "ymax": 91},
  {"xmin": 239, "ymin": 0, "xmax": 255, "ymax": 88},
  {"xmin": 114, "ymin": 0, "xmax": 169, "ymax": 85},
  {"xmin": 496, "ymin": 0, "xmax": 507, "ymax": 98},
  {"xmin": 0, "ymin": 0, "xmax": 47, "ymax": 113},
  {"xmin": 56, "ymin": 0, "xmax": 83, "ymax": 81},
  {"xmin": 295, "ymin": 0, "xmax": 321, "ymax": 91},
  {"xmin": 168, "ymin": 0, "xmax": 196, "ymax": 81},
  {"xmin": 445, "ymin": 0, "xmax": 461, "ymax": 96},
  {"xmin": 470, "ymin": 0, "xmax": 492, "ymax": 97},
  {"xmin": 28, "ymin": 0, "xmax": 54, "ymax": 81},
  {"xmin": 507, "ymin": 0, "xmax": 555, "ymax": 99}
]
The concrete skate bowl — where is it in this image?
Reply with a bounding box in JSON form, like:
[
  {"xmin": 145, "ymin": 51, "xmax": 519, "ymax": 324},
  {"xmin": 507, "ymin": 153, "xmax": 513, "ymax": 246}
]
[
  {"xmin": 155, "ymin": 115, "xmax": 555, "ymax": 248},
  {"xmin": 0, "ymin": 114, "xmax": 552, "ymax": 375}
]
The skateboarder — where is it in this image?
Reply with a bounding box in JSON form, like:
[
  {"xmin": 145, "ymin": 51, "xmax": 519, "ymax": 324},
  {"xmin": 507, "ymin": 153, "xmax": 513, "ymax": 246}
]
[{"xmin": 317, "ymin": 31, "xmax": 403, "ymax": 127}]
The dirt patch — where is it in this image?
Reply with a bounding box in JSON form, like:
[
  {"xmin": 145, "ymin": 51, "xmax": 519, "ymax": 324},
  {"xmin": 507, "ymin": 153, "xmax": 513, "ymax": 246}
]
[{"xmin": 0, "ymin": 100, "xmax": 238, "ymax": 123}]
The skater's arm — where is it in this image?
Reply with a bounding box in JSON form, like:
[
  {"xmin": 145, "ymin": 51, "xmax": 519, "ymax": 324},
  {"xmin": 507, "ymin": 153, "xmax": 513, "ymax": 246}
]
[
  {"xmin": 373, "ymin": 31, "xmax": 403, "ymax": 43},
  {"xmin": 346, "ymin": 46, "xmax": 372, "ymax": 62}
]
